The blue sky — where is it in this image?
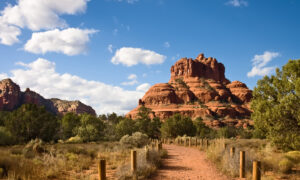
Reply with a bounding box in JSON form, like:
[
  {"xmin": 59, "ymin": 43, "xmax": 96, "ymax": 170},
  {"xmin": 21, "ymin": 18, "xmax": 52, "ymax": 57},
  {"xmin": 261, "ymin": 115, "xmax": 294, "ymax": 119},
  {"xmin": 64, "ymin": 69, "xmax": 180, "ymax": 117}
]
[{"xmin": 0, "ymin": 0, "xmax": 299, "ymax": 114}]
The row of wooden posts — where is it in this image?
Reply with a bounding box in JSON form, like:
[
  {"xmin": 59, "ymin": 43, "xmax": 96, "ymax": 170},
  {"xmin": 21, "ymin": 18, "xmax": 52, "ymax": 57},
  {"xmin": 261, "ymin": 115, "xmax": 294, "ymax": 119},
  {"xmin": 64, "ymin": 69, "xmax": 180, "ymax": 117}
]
[
  {"xmin": 97, "ymin": 138, "xmax": 261, "ymax": 180},
  {"xmin": 159, "ymin": 137, "xmax": 261, "ymax": 180},
  {"xmin": 97, "ymin": 140, "xmax": 163, "ymax": 180}
]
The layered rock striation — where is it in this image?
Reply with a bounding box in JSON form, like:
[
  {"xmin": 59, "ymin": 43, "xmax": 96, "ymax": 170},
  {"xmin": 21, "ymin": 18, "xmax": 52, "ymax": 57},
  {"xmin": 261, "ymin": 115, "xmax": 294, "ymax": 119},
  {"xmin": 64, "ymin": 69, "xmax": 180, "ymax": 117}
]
[
  {"xmin": 0, "ymin": 78, "xmax": 96, "ymax": 116},
  {"xmin": 127, "ymin": 53, "xmax": 253, "ymax": 128}
]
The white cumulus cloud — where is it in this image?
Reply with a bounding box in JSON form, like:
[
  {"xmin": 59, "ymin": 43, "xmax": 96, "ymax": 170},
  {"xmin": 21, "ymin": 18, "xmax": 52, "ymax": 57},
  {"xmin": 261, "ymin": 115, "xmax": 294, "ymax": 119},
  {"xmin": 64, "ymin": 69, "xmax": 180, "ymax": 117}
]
[
  {"xmin": 0, "ymin": 19, "xmax": 21, "ymax": 45},
  {"xmin": 111, "ymin": 47, "xmax": 166, "ymax": 67},
  {"xmin": 247, "ymin": 51, "xmax": 280, "ymax": 77},
  {"xmin": 122, "ymin": 74, "xmax": 138, "ymax": 86},
  {"xmin": 24, "ymin": 28, "xmax": 98, "ymax": 55},
  {"xmin": 227, "ymin": 0, "xmax": 248, "ymax": 7},
  {"xmin": 136, "ymin": 83, "xmax": 151, "ymax": 92},
  {"xmin": 0, "ymin": 0, "xmax": 89, "ymax": 45},
  {"xmin": 5, "ymin": 58, "xmax": 144, "ymax": 114}
]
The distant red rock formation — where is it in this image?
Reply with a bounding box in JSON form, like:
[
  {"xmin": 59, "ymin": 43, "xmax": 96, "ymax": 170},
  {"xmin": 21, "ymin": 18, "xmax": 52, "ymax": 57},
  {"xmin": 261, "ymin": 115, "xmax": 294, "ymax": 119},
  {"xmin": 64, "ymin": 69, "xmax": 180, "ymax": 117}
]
[
  {"xmin": 0, "ymin": 78, "xmax": 96, "ymax": 116},
  {"xmin": 127, "ymin": 53, "xmax": 253, "ymax": 128}
]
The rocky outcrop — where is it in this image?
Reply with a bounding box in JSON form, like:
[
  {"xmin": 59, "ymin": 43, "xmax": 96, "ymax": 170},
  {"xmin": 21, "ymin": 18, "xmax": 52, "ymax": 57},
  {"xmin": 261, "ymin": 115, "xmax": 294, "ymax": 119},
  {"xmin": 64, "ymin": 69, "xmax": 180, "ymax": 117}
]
[
  {"xmin": 22, "ymin": 88, "xmax": 58, "ymax": 114},
  {"xmin": 51, "ymin": 98, "xmax": 96, "ymax": 116},
  {"xmin": 0, "ymin": 79, "xmax": 22, "ymax": 111},
  {"xmin": 0, "ymin": 78, "xmax": 96, "ymax": 116},
  {"xmin": 127, "ymin": 53, "xmax": 253, "ymax": 128}
]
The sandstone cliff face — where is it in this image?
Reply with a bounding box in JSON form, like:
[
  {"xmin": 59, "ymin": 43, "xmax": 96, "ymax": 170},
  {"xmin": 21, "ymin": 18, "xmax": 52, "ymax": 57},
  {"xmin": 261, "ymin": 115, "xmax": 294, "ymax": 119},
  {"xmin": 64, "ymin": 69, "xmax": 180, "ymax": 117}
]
[
  {"xmin": 51, "ymin": 98, "xmax": 96, "ymax": 116},
  {"xmin": 0, "ymin": 78, "xmax": 96, "ymax": 116},
  {"xmin": 22, "ymin": 88, "xmax": 58, "ymax": 114},
  {"xmin": 127, "ymin": 53, "xmax": 253, "ymax": 128},
  {"xmin": 0, "ymin": 79, "xmax": 22, "ymax": 111}
]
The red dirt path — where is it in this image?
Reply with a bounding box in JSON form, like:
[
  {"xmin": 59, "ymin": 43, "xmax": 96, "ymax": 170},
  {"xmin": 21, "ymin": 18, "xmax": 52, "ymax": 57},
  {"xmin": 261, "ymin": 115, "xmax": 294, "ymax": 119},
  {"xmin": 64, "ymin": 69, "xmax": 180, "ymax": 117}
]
[{"xmin": 152, "ymin": 144, "xmax": 231, "ymax": 180}]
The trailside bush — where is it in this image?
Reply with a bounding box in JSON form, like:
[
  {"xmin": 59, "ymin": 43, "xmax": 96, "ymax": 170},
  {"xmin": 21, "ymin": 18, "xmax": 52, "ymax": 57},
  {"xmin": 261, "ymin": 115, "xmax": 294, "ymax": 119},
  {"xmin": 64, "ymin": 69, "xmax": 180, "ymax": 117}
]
[
  {"xmin": 278, "ymin": 158, "xmax": 293, "ymax": 173},
  {"xmin": 194, "ymin": 117, "xmax": 217, "ymax": 138},
  {"xmin": 115, "ymin": 118, "xmax": 136, "ymax": 139},
  {"xmin": 0, "ymin": 127, "xmax": 16, "ymax": 145},
  {"xmin": 217, "ymin": 126, "xmax": 237, "ymax": 138},
  {"xmin": 119, "ymin": 132, "xmax": 149, "ymax": 148},
  {"xmin": 74, "ymin": 114, "xmax": 105, "ymax": 142},
  {"xmin": 161, "ymin": 114, "xmax": 196, "ymax": 138}
]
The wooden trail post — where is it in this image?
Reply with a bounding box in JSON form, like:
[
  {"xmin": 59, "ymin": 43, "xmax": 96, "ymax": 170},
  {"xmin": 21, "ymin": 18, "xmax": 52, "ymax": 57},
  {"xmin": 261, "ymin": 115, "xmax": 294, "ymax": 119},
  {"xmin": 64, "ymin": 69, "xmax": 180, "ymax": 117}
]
[
  {"xmin": 98, "ymin": 159, "xmax": 106, "ymax": 180},
  {"xmin": 189, "ymin": 137, "xmax": 191, "ymax": 147},
  {"xmin": 253, "ymin": 161, "xmax": 261, "ymax": 180},
  {"xmin": 131, "ymin": 150, "xmax": 137, "ymax": 173},
  {"xmin": 230, "ymin": 147, "xmax": 235, "ymax": 157},
  {"xmin": 145, "ymin": 146, "xmax": 149, "ymax": 161},
  {"xmin": 240, "ymin": 151, "xmax": 245, "ymax": 178},
  {"xmin": 156, "ymin": 142, "xmax": 160, "ymax": 151},
  {"xmin": 195, "ymin": 138, "xmax": 198, "ymax": 147}
]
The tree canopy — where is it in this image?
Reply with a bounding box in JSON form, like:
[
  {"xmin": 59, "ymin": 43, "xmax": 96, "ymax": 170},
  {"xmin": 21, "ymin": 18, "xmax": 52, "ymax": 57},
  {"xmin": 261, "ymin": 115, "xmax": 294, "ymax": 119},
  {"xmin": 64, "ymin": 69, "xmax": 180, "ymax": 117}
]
[
  {"xmin": 251, "ymin": 59, "xmax": 300, "ymax": 150},
  {"xmin": 4, "ymin": 104, "xmax": 58, "ymax": 142},
  {"xmin": 161, "ymin": 114, "xmax": 196, "ymax": 138}
]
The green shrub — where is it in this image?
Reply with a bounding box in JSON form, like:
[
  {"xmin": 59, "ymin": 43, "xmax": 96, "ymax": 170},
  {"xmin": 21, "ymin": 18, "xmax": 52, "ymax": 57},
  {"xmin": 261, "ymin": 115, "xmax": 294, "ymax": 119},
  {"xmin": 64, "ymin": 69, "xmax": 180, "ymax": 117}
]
[
  {"xmin": 74, "ymin": 114, "xmax": 105, "ymax": 142},
  {"xmin": 115, "ymin": 118, "xmax": 136, "ymax": 138},
  {"xmin": 285, "ymin": 151, "xmax": 300, "ymax": 164},
  {"xmin": 175, "ymin": 78, "xmax": 189, "ymax": 89},
  {"xmin": 278, "ymin": 158, "xmax": 293, "ymax": 173},
  {"xmin": 120, "ymin": 132, "xmax": 149, "ymax": 148},
  {"xmin": 0, "ymin": 127, "xmax": 15, "ymax": 145},
  {"xmin": 217, "ymin": 126, "xmax": 237, "ymax": 138},
  {"xmin": 161, "ymin": 114, "xmax": 196, "ymax": 138}
]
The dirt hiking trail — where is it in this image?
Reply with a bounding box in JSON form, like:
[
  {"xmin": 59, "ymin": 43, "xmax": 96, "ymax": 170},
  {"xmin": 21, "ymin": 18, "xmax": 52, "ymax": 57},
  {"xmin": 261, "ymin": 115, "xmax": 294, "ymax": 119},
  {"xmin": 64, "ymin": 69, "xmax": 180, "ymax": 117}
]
[{"xmin": 152, "ymin": 144, "xmax": 230, "ymax": 180}]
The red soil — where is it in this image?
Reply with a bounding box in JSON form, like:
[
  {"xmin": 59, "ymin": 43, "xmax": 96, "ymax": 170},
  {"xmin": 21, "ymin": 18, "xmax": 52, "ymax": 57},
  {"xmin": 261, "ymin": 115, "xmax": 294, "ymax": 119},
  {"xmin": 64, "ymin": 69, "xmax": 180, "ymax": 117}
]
[{"xmin": 152, "ymin": 144, "xmax": 231, "ymax": 180}]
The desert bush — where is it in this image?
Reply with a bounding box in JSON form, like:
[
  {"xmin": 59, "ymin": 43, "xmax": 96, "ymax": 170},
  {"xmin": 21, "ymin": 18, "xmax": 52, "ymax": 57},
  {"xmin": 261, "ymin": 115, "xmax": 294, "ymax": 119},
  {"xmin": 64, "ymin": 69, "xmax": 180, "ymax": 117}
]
[
  {"xmin": 74, "ymin": 114, "xmax": 105, "ymax": 142},
  {"xmin": 285, "ymin": 151, "xmax": 300, "ymax": 164},
  {"xmin": 0, "ymin": 126, "xmax": 16, "ymax": 145},
  {"xmin": 116, "ymin": 118, "xmax": 136, "ymax": 138},
  {"xmin": 22, "ymin": 139, "xmax": 46, "ymax": 158},
  {"xmin": 278, "ymin": 158, "xmax": 293, "ymax": 173},
  {"xmin": 217, "ymin": 126, "xmax": 238, "ymax": 138},
  {"xmin": 161, "ymin": 114, "xmax": 196, "ymax": 138},
  {"xmin": 194, "ymin": 117, "xmax": 217, "ymax": 138},
  {"xmin": 66, "ymin": 135, "xmax": 83, "ymax": 143},
  {"xmin": 120, "ymin": 132, "xmax": 149, "ymax": 148}
]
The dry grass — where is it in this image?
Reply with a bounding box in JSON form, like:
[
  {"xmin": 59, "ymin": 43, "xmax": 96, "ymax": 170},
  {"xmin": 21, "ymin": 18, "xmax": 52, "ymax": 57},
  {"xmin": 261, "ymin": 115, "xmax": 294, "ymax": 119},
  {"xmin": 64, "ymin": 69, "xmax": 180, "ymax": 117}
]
[
  {"xmin": 0, "ymin": 140, "xmax": 165, "ymax": 180},
  {"xmin": 205, "ymin": 139, "xmax": 300, "ymax": 179},
  {"xmin": 116, "ymin": 145, "xmax": 167, "ymax": 180}
]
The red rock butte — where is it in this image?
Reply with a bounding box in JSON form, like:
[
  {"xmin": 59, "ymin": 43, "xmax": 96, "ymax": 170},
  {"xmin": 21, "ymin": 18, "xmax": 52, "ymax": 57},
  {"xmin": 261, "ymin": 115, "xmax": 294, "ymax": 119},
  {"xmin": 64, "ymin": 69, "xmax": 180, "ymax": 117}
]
[
  {"xmin": 0, "ymin": 78, "xmax": 96, "ymax": 116},
  {"xmin": 127, "ymin": 53, "xmax": 253, "ymax": 128}
]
